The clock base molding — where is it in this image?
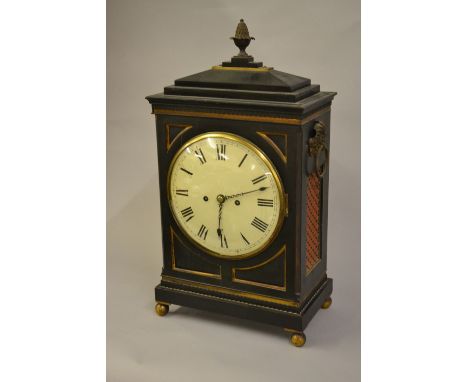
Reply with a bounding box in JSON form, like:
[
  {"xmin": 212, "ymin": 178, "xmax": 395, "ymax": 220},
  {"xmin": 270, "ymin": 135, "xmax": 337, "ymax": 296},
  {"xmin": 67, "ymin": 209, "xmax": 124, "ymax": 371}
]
[{"xmin": 154, "ymin": 277, "xmax": 333, "ymax": 335}]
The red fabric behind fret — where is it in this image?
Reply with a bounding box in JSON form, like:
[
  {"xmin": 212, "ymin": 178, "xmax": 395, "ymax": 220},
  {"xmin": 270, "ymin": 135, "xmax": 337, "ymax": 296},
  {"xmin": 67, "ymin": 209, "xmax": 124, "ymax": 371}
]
[{"xmin": 305, "ymin": 174, "xmax": 321, "ymax": 274}]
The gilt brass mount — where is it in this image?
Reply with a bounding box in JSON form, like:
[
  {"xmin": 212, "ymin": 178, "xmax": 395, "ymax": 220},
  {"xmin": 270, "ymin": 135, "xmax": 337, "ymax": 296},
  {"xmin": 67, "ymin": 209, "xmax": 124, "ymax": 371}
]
[
  {"xmin": 321, "ymin": 297, "xmax": 332, "ymax": 309},
  {"xmin": 284, "ymin": 329, "xmax": 307, "ymax": 347},
  {"xmin": 223, "ymin": 19, "xmax": 263, "ymax": 68},
  {"xmin": 307, "ymin": 121, "xmax": 329, "ymax": 178},
  {"xmin": 230, "ymin": 18, "xmax": 255, "ymax": 58},
  {"xmin": 155, "ymin": 303, "xmax": 170, "ymax": 316}
]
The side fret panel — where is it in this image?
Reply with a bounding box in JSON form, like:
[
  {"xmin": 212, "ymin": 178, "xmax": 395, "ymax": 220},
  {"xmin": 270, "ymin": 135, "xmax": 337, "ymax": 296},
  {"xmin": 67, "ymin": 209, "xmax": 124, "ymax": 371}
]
[{"xmin": 305, "ymin": 174, "xmax": 321, "ymax": 274}]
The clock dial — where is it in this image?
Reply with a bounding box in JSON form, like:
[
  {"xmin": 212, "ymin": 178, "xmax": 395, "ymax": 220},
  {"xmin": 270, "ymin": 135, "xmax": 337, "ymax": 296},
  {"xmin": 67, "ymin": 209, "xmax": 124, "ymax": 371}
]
[{"xmin": 168, "ymin": 132, "xmax": 285, "ymax": 258}]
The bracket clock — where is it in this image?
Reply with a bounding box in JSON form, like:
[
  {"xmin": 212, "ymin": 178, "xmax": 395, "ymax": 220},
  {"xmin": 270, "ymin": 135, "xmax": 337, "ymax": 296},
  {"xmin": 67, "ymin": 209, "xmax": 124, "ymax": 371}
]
[{"xmin": 146, "ymin": 19, "xmax": 337, "ymax": 347}]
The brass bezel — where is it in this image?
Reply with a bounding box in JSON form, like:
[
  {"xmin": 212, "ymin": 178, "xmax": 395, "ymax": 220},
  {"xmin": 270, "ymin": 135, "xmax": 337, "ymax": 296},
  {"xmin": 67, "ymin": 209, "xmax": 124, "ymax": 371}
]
[{"xmin": 167, "ymin": 132, "xmax": 286, "ymax": 260}]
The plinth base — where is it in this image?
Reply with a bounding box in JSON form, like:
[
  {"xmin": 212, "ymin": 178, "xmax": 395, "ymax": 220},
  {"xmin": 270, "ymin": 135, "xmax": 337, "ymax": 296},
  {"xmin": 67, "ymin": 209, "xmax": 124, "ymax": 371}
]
[{"xmin": 155, "ymin": 277, "xmax": 332, "ymax": 339}]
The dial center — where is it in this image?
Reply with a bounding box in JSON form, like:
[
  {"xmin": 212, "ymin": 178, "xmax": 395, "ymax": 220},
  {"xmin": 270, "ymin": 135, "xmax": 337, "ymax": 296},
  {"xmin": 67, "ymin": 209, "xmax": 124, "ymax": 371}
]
[{"xmin": 216, "ymin": 194, "xmax": 226, "ymax": 204}]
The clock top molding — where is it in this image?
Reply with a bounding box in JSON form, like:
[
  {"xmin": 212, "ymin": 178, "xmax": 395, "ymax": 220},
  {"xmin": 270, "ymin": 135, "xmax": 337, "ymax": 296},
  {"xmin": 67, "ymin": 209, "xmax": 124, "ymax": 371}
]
[{"xmin": 146, "ymin": 19, "xmax": 336, "ymax": 120}]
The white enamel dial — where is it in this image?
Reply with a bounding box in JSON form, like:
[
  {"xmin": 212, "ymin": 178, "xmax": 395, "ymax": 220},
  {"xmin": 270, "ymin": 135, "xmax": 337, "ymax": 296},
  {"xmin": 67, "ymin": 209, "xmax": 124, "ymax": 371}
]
[{"xmin": 168, "ymin": 132, "xmax": 285, "ymax": 258}]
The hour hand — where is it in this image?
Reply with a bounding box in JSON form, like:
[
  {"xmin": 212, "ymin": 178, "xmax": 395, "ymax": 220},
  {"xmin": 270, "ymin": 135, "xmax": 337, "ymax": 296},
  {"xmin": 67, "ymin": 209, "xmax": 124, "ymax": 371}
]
[{"xmin": 217, "ymin": 201, "xmax": 223, "ymax": 237}]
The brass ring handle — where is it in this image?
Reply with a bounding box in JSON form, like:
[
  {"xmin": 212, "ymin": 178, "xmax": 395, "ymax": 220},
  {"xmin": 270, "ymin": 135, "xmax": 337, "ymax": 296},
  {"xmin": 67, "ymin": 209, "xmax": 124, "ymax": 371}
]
[
  {"xmin": 307, "ymin": 121, "xmax": 329, "ymax": 177},
  {"xmin": 315, "ymin": 143, "xmax": 329, "ymax": 178}
]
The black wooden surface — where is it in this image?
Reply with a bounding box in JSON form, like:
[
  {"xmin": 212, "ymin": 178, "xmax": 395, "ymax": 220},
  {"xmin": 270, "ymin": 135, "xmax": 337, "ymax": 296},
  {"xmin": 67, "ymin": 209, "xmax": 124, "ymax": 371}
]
[{"xmin": 173, "ymin": 68, "xmax": 311, "ymax": 92}]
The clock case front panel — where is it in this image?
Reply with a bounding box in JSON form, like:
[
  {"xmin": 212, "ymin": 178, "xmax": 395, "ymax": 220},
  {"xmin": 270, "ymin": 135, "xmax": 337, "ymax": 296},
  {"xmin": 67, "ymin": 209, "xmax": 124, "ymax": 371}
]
[{"xmin": 147, "ymin": 68, "xmax": 336, "ymax": 331}]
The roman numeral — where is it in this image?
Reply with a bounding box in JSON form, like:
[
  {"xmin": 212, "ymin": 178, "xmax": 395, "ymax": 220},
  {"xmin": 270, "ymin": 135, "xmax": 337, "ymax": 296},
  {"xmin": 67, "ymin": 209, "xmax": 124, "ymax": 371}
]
[
  {"xmin": 220, "ymin": 234, "xmax": 228, "ymax": 248},
  {"xmin": 197, "ymin": 224, "xmax": 208, "ymax": 240},
  {"xmin": 180, "ymin": 206, "xmax": 194, "ymax": 222},
  {"xmin": 251, "ymin": 217, "xmax": 268, "ymax": 232},
  {"xmin": 252, "ymin": 174, "xmax": 267, "ymax": 185},
  {"xmin": 180, "ymin": 167, "xmax": 193, "ymax": 176},
  {"xmin": 257, "ymin": 198, "xmax": 273, "ymax": 207},
  {"xmin": 216, "ymin": 144, "xmax": 226, "ymax": 160},
  {"xmin": 194, "ymin": 148, "xmax": 207, "ymax": 165},
  {"xmin": 240, "ymin": 232, "xmax": 250, "ymax": 245},
  {"xmin": 238, "ymin": 153, "xmax": 248, "ymax": 167},
  {"xmin": 175, "ymin": 189, "xmax": 188, "ymax": 196}
]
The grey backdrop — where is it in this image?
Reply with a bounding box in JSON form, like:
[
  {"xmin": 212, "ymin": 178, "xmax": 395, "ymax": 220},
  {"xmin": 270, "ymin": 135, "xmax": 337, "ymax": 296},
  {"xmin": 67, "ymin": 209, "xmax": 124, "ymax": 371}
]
[{"xmin": 107, "ymin": 0, "xmax": 360, "ymax": 380}]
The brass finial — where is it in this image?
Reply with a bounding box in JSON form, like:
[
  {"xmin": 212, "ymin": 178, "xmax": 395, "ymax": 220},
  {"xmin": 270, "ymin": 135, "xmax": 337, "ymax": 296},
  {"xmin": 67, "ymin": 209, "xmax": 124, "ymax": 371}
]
[{"xmin": 231, "ymin": 19, "xmax": 255, "ymax": 57}]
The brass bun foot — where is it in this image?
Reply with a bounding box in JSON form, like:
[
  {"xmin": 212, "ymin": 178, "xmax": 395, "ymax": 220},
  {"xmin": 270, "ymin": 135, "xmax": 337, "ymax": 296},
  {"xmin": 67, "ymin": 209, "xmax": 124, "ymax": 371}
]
[
  {"xmin": 155, "ymin": 303, "xmax": 170, "ymax": 317},
  {"xmin": 321, "ymin": 297, "xmax": 332, "ymax": 309},
  {"xmin": 289, "ymin": 332, "xmax": 306, "ymax": 347}
]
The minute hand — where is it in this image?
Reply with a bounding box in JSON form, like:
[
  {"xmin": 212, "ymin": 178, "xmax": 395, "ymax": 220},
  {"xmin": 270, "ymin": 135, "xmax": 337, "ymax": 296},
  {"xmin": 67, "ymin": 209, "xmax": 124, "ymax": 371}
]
[{"xmin": 224, "ymin": 186, "xmax": 268, "ymax": 200}]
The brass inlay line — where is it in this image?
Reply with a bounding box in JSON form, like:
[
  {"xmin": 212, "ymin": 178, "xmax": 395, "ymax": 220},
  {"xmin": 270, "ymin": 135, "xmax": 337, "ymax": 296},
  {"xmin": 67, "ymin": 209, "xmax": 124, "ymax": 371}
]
[
  {"xmin": 155, "ymin": 300, "xmax": 171, "ymax": 306},
  {"xmin": 257, "ymin": 131, "xmax": 288, "ymax": 163},
  {"xmin": 161, "ymin": 275, "xmax": 300, "ymax": 307},
  {"xmin": 306, "ymin": 259, "xmax": 321, "ymax": 276},
  {"xmin": 284, "ymin": 193, "xmax": 288, "ymax": 217},
  {"xmin": 153, "ymin": 106, "xmax": 331, "ymax": 126},
  {"xmin": 170, "ymin": 227, "xmax": 222, "ymax": 279},
  {"xmin": 155, "ymin": 108, "xmax": 301, "ymax": 125},
  {"xmin": 166, "ymin": 124, "xmax": 192, "ymax": 152},
  {"xmin": 211, "ymin": 65, "xmax": 273, "ymax": 72},
  {"xmin": 232, "ymin": 245, "xmax": 287, "ymax": 291},
  {"xmin": 284, "ymin": 328, "xmax": 302, "ymax": 334},
  {"xmin": 301, "ymin": 106, "xmax": 331, "ymax": 125},
  {"xmin": 158, "ymin": 284, "xmax": 300, "ymax": 315}
]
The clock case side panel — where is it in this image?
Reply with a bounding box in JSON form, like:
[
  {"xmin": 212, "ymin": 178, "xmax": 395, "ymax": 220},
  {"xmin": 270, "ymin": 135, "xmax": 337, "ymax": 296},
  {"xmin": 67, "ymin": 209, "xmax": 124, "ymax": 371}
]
[
  {"xmin": 154, "ymin": 112, "xmax": 303, "ymax": 304},
  {"xmin": 300, "ymin": 109, "xmax": 333, "ymax": 302}
]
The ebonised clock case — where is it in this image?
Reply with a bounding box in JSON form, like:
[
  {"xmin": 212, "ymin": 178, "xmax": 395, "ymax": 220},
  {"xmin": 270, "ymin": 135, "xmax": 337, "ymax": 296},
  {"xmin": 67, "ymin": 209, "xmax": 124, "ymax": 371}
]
[{"xmin": 146, "ymin": 23, "xmax": 337, "ymax": 346}]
